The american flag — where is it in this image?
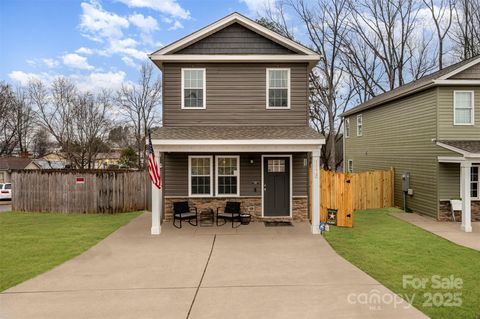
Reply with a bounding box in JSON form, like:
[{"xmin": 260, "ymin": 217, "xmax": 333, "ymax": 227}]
[{"xmin": 147, "ymin": 131, "xmax": 161, "ymax": 189}]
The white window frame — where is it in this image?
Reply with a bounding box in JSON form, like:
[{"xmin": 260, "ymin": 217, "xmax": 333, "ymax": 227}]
[
  {"xmin": 266, "ymin": 68, "xmax": 291, "ymax": 109},
  {"xmin": 347, "ymin": 159, "xmax": 353, "ymax": 173},
  {"xmin": 188, "ymin": 155, "xmax": 213, "ymax": 197},
  {"xmin": 357, "ymin": 114, "xmax": 363, "ymax": 137},
  {"xmin": 215, "ymin": 155, "xmax": 240, "ymax": 197},
  {"xmin": 181, "ymin": 68, "xmax": 206, "ymax": 109},
  {"xmin": 472, "ymin": 165, "xmax": 480, "ymax": 200},
  {"xmin": 345, "ymin": 118, "xmax": 350, "ymax": 138},
  {"xmin": 453, "ymin": 90, "xmax": 474, "ymax": 125}
]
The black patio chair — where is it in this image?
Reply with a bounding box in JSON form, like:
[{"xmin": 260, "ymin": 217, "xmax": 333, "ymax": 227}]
[
  {"xmin": 216, "ymin": 201, "xmax": 241, "ymax": 228},
  {"xmin": 173, "ymin": 201, "xmax": 198, "ymax": 228}
]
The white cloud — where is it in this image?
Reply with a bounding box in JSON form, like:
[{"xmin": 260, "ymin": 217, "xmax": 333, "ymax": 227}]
[
  {"xmin": 122, "ymin": 56, "xmax": 138, "ymax": 67},
  {"xmin": 76, "ymin": 47, "xmax": 94, "ymax": 55},
  {"xmin": 43, "ymin": 58, "xmax": 59, "ymax": 68},
  {"xmin": 239, "ymin": 0, "xmax": 276, "ymax": 15},
  {"xmin": 168, "ymin": 20, "xmax": 183, "ymax": 30},
  {"xmin": 117, "ymin": 0, "xmax": 190, "ymax": 19},
  {"xmin": 129, "ymin": 13, "xmax": 159, "ymax": 32},
  {"xmin": 80, "ymin": 1, "xmax": 129, "ymax": 41},
  {"xmin": 74, "ymin": 71, "xmax": 127, "ymax": 92},
  {"xmin": 9, "ymin": 71, "xmax": 42, "ymax": 86},
  {"xmin": 62, "ymin": 53, "xmax": 94, "ymax": 70}
]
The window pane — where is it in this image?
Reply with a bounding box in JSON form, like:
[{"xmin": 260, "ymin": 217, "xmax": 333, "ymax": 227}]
[
  {"xmin": 455, "ymin": 92, "xmax": 472, "ymax": 108},
  {"xmin": 472, "ymin": 167, "xmax": 479, "ymax": 182},
  {"xmin": 456, "ymin": 109, "xmax": 472, "ymax": 124},
  {"xmin": 184, "ymin": 89, "xmax": 203, "ymax": 108},
  {"xmin": 471, "ymin": 182, "xmax": 478, "ymax": 198},
  {"xmin": 269, "ymin": 70, "xmax": 288, "ymax": 88},
  {"xmin": 268, "ymin": 159, "xmax": 286, "ymax": 172}
]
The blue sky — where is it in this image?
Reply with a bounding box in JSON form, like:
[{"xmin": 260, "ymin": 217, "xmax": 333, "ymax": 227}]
[{"xmin": 0, "ymin": 0, "xmax": 276, "ymax": 91}]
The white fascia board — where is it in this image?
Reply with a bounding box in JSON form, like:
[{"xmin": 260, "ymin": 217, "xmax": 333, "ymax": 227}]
[
  {"xmin": 433, "ymin": 79, "xmax": 480, "ymax": 85},
  {"xmin": 151, "ymin": 13, "xmax": 317, "ymax": 57},
  {"xmin": 150, "ymin": 54, "xmax": 320, "ymax": 62},
  {"xmin": 437, "ymin": 57, "xmax": 480, "ymax": 80},
  {"xmin": 152, "ymin": 139, "xmax": 325, "ymax": 145}
]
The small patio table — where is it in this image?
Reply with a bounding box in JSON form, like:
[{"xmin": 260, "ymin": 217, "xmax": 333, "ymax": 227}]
[{"xmin": 199, "ymin": 208, "xmax": 214, "ymax": 227}]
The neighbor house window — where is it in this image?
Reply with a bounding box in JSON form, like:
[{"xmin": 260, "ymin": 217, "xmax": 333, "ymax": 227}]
[
  {"xmin": 188, "ymin": 156, "xmax": 212, "ymax": 196},
  {"xmin": 267, "ymin": 68, "xmax": 290, "ymax": 108},
  {"xmin": 216, "ymin": 156, "xmax": 240, "ymax": 196},
  {"xmin": 357, "ymin": 114, "xmax": 363, "ymax": 136},
  {"xmin": 182, "ymin": 68, "xmax": 206, "ymax": 109},
  {"xmin": 345, "ymin": 118, "xmax": 350, "ymax": 138},
  {"xmin": 472, "ymin": 166, "xmax": 479, "ymax": 200},
  {"xmin": 347, "ymin": 160, "xmax": 353, "ymax": 173},
  {"xmin": 454, "ymin": 91, "xmax": 474, "ymax": 125}
]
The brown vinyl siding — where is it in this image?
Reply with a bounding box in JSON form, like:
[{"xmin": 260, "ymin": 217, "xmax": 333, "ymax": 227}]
[
  {"xmin": 344, "ymin": 88, "xmax": 452, "ymax": 218},
  {"xmin": 173, "ymin": 23, "xmax": 297, "ymax": 55},
  {"xmin": 162, "ymin": 63, "xmax": 308, "ymax": 126},
  {"xmin": 437, "ymin": 86, "xmax": 480, "ymax": 140},
  {"xmin": 163, "ymin": 153, "xmax": 308, "ymax": 197}
]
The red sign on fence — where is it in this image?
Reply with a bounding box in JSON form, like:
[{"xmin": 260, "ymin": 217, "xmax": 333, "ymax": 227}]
[{"xmin": 76, "ymin": 177, "xmax": 85, "ymax": 184}]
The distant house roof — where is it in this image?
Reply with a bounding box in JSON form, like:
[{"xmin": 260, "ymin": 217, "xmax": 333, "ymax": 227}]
[
  {"xmin": 342, "ymin": 55, "xmax": 480, "ymax": 117},
  {"xmin": 0, "ymin": 157, "xmax": 33, "ymax": 170},
  {"xmin": 152, "ymin": 126, "xmax": 325, "ymax": 141},
  {"xmin": 437, "ymin": 140, "xmax": 480, "ymax": 155},
  {"xmin": 32, "ymin": 159, "xmax": 66, "ymax": 169},
  {"xmin": 95, "ymin": 152, "xmax": 122, "ymax": 160}
]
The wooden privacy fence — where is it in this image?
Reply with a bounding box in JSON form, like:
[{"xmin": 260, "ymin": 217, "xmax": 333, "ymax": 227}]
[
  {"xmin": 12, "ymin": 170, "xmax": 148, "ymax": 214},
  {"xmin": 318, "ymin": 168, "xmax": 394, "ymax": 227}
]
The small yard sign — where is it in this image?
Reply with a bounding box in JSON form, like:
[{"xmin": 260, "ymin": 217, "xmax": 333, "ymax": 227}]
[{"xmin": 76, "ymin": 177, "xmax": 85, "ymax": 184}]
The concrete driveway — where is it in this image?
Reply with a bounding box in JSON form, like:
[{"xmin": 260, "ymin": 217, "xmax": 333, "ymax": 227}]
[
  {"xmin": 0, "ymin": 200, "xmax": 11, "ymax": 212},
  {"xmin": 0, "ymin": 213, "xmax": 426, "ymax": 319}
]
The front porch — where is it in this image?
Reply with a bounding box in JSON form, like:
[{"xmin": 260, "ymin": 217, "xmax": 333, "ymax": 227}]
[
  {"xmin": 150, "ymin": 126, "xmax": 325, "ymax": 235},
  {"xmin": 437, "ymin": 140, "xmax": 480, "ymax": 232}
]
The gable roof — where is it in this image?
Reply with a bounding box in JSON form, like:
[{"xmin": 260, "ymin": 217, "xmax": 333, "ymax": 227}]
[
  {"xmin": 0, "ymin": 157, "xmax": 32, "ymax": 170},
  {"xmin": 149, "ymin": 12, "xmax": 320, "ymax": 69},
  {"xmin": 342, "ymin": 55, "xmax": 480, "ymax": 117}
]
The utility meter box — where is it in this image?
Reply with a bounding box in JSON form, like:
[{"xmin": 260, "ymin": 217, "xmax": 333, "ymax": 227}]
[{"xmin": 402, "ymin": 172, "xmax": 410, "ymax": 192}]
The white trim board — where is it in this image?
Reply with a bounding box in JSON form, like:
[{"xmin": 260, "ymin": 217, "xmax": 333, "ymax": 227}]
[
  {"xmin": 154, "ymin": 144, "xmax": 322, "ymax": 156},
  {"xmin": 152, "ymin": 139, "xmax": 325, "ymax": 145},
  {"xmin": 261, "ymin": 155, "xmax": 293, "ymax": 218},
  {"xmin": 437, "ymin": 56, "xmax": 480, "ymax": 80},
  {"xmin": 150, "ymin": 12, "xmax": 318, "ymax": 57}
]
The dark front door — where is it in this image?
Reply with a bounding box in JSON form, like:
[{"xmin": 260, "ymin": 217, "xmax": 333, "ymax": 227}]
[{"xmin": 263, "ymin": 157, "xmax": 290, "ymax": 216}]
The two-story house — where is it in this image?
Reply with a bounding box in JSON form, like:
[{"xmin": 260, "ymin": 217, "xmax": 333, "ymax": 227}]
[
  {"xmin": 148, "ymin": 13, "xmax": 324, "ymax": 235},
  {"xmin": 343, "ymin": 56, "xmax": 480, "ymax": 233}
]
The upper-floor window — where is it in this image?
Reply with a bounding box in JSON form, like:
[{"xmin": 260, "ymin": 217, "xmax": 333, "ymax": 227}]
[
  {"xmin": 454, "ymin": 91, "xmax": 474, "ymax": 125},
  {"xmin": 182, "ymin": 68, "xmax": 206, "ymax": 109},
  {"xmin": 345, "ymin": 118, "xmax": 350, "ymax": 138},
  {"xmin": 267, "ymin": 68, "xmax": 290, "ymax": 109},
  {"xmin": 357, "ymin": 114, "xmax": 363, "ymax": 136}
]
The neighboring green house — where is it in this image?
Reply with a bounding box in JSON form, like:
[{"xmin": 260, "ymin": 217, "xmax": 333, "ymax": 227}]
[{"xmin": 342, "ymin": 56, "xmax": 480, "ymax": 233}]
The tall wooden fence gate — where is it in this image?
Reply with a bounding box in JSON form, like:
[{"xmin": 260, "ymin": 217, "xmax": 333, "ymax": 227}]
[
  {"xmin": 12, "ymin": 170, "xmax": 148, "ymax": 214},
  {"xmin": 313, "ymin": 168, "xmax": 394, "ymax": 227}
]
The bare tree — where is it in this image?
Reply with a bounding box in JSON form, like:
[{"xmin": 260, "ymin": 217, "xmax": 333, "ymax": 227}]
[
  {"xmin": 0, "ymin": 83, "xmax": 17, "ymax": 155},
  {"xmin": 11, "ymin": 87, "xmax": 34, "ymax": 154},
  {"xmin": 452, "ymin": 0, "xmax": 480, "ymax": 60},
  {"xmin": 29, "ymin": 78, "xmax": 111, "ymax": 168},
  {"xmin": 423, "ymin": 0, "xmax": 455, "ymax": 69},
  {"xmin": 116, "ymin": 63, "xmax": 162, "ymax": 168}
]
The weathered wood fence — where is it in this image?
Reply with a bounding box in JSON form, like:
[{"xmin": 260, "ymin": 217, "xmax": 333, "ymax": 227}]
[
  {"xmin": 316, "ymin": 168, "xmax": 394, "ymax": 227},
  {"xmin": 12, "ymin": 170, "xmax": 148, "ymax": 213}
]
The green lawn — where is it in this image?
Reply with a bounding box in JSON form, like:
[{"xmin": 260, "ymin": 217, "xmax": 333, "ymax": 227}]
[
  {"xmin": 324, "ymin": 208, "xmax": 480, "ymax": 319},
  {"xmin": 0, "ymin": 211, "xmax": 142, "ymax": 291}
]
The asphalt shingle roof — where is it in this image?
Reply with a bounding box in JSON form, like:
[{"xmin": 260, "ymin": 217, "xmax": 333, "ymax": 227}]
[
  {"xmin": 152, "ymin": 126, "xmax": 324, "ymax": 140},
  {"xmin": 342, "ymin": 55, "xmax": 480, "ymax": 117},
  {"xmin": 0, "ymin": 157, "xmax": 32, "ymax": 170},
  {"xmin": 438, "ymin": 140, "xmax": 480, "ymax": 154}
]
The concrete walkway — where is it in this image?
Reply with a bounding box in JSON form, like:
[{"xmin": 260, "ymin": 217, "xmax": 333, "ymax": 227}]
[
  {"xmin": 392, "ymin": 212, "xmax": 480, "ymax": 251},
  {"xmin": 1, "ymin": 213, "xmax": 426, "ymax": 319}
]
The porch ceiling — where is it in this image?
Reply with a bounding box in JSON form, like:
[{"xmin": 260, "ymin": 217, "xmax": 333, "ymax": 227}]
[{"xmin": 437, "ymin": 140, "xmax": 480, "ymax": 162}]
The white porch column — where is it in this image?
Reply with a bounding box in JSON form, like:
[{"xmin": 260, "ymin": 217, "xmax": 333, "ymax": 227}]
[
  {"xmin": 151, "ymin": 151, "xmax": 162, "ymax": 235},
  {"xmin": 460, "ymin": 161, "xmax": 472, "ymax": 233},
  {"xmin": 311, "ymin": 149, "xmax": 321, "ymax": 234}
]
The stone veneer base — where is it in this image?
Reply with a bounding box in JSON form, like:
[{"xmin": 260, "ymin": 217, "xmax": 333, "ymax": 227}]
[
  {"xmin": 438, "ymin": 200, "xmax": 480, "ymax": 221},
  {"xmin": 164, "ymin": 196, "xmax": 308, "ymax": 222}
]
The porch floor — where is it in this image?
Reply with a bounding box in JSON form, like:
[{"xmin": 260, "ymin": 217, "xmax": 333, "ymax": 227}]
[
  {"xmin": 392, "ymin": 212, "xmax": 480, "ymax": 251},
  {"xmin": 1, "ymin": 212, "xmax": 426, "ymax": 319}
]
